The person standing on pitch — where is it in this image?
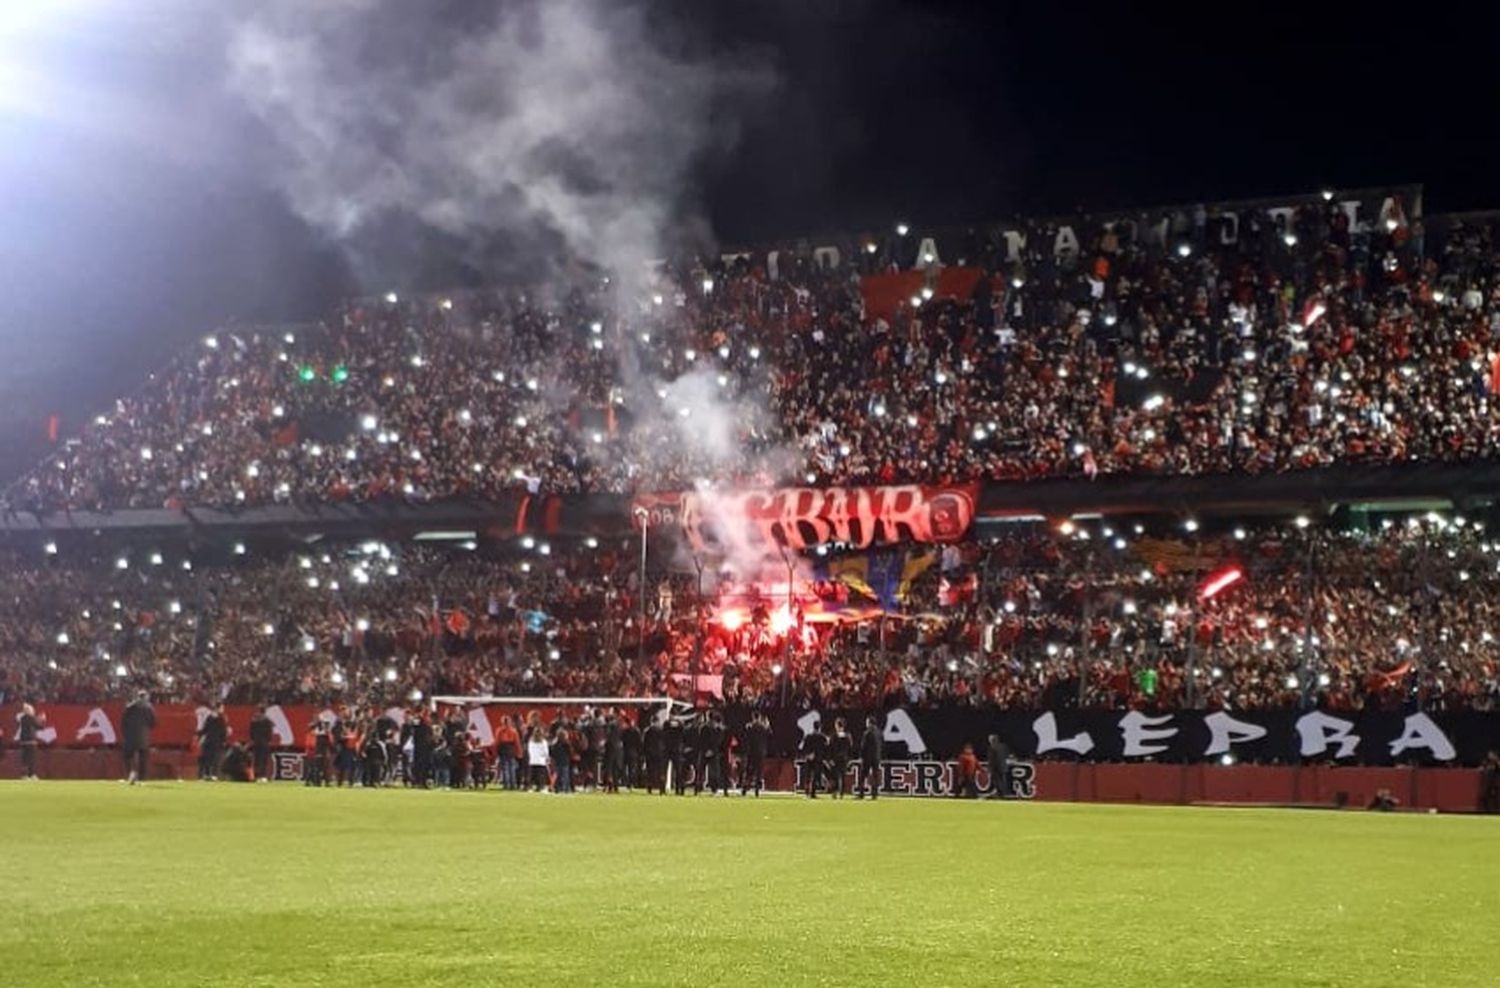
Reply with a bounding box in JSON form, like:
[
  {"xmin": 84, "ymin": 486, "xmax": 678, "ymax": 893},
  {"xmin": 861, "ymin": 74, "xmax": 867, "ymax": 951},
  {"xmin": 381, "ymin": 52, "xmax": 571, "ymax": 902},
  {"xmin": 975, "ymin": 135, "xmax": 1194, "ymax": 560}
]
[
  {"xmin": 197, "ymin": 703, "xmax": 229, "ymax": 781},
  {"xmin": 525, "ymin": 725, "xmax": 550, "ymax": 791},
  {"xmin": 665, "ymin": 715, "xmax": 686, "ymax": 795},
  {"xmin": 622, "ymin": 713, "xmax": 643, "ymax": 791},
  {"xmin": 800, "ymin": 721, "xmax": 829, "ymax": 798},
  {"xmin": 122, "ymin": 690, "xmax": 155, "ymax": 784},
  {"xmin": 604, "ymin": 712, "xmax": 624, "ymax": 793},
  {"xmin": 985, "ymin": 734, "xmax": 1011, "ymax": 800},
  {"xmin": 857, "ymin": 716, "xmax": 882, "ymax": 800},
  {"xmin": 740, "ymin": 712, "xmax": 769, "ymax": 797},
  {"xmin": 701, "ymin": 711, "xmax": 728, "ymax": 795},
  {"xmin": 643, "ymin": 714, "xmax": 666, "ymax": 794},
  {"xmin": 249, "ymin": 705, "xmax": 274, "ymax": 783},
  {"xmin": 828, "ymin": 718, "xmax": 853, "ymax": 798},
  {"xmin": 494, "ymin": 715, "xmax": 521, "ymax": 791},
  {"xmin": 17, "ymin": 703, "xmax": 42, "ymax": 780}
]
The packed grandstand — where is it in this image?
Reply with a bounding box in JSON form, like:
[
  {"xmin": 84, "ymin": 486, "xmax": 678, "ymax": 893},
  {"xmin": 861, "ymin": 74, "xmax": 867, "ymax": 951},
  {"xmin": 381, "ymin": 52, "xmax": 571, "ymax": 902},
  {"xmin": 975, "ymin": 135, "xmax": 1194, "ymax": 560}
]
[{"xmin": 3, "ymin": 186, "xmax": 1499, "ymax": 757}]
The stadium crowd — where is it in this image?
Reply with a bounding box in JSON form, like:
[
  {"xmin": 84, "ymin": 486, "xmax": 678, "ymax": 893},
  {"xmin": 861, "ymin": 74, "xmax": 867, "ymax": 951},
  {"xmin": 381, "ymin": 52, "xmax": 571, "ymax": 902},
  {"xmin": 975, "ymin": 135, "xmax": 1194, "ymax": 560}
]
[
  {"xmin": 2, "ymin": 515, "xmax": 1496, "ymax": 716},
  {"xmin": 9, "ymin": 195, "xmax": 1500, "ymax": 511}
]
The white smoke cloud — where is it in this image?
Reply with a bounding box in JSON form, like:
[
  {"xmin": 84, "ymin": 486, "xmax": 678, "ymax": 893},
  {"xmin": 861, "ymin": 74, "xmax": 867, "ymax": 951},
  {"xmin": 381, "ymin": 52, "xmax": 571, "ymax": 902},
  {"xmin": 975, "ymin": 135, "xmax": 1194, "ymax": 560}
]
[{"xmin": 225, "ymin": 0, "xmax": 770, "ymax": 287}]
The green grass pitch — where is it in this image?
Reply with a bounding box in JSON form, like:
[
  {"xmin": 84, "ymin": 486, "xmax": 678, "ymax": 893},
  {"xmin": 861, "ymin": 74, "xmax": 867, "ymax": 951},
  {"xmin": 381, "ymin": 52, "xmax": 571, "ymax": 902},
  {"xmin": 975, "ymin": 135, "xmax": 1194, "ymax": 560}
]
[{"xmin": 1, "ymin": 782, "xmax": 1494, "ymax": 987}]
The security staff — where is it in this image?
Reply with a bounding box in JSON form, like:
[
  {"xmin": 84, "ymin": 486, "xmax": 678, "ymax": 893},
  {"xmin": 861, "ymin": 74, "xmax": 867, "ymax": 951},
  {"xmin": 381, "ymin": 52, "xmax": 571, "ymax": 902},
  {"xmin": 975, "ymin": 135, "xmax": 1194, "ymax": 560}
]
[
  {"xmin": 197, "ymin": 703, "xmax": 229, "ymax": 781},
  {"xmin": 664, "ymin": 716, "xmax": 686, "ymax": 795},
  {"xmin": 622, "ymin": 714, "xmax": 643, "ymax": 790},
  {"xmin": 828, "ymin": 718, "xmax": 853, "ymax": 798},
  {"xmin": 740, "ymin": 712, "xmax": 770, "ymax": 797},
  {"xmin": 121, "ymin": 690, "xmax": 156, "ymax": 785},
  {"xmin": 17, "ymin": 703, "xmax": 42, "ymax": 780},
  {"xmin": 985, "ymin": 734, "xmax": 1011, "ymax": 800},
  {"xmin": 800, "ymin": 722, "xmax": 829, "ymax": 798},
  {"xmin": 857, "ymin": 716, "xmax": 882, "ymax": 800},
  {"xmin": 249, "ymin": 706, "xmax": 274, "ymax": 783},
  {"xmin": 643, "ymin": 715, "xmax": 666, "ymax": 794}
]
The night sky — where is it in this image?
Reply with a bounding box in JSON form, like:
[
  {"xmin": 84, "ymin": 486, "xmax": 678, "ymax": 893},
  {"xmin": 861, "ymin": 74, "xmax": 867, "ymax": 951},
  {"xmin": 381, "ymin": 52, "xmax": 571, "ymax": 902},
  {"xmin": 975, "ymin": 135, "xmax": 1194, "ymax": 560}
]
[{"xmin": 1, "ymin": 1, "xmax": 1497, "ymax": 481}]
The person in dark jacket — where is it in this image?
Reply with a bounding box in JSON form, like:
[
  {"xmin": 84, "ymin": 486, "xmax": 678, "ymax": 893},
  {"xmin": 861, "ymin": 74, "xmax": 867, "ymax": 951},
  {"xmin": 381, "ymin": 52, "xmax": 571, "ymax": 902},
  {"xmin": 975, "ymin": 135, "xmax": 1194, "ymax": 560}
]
[
  {"xmin": 621, "ymin": 715, "xmax": 643, "ymax": 790},
  {"xmin": 985, "ymin": 734, "xmax": 1011, "ymax": 800},
  {"xmin": 122, "ymin": 690, "xmax": 155, "ymax": 784},
  {"xmin": 197, "ymin": 703, "xmax": 229, "ymax": 781},
  {"xmin": 664, "ymin": 716, "xmax": 686, "ymax": 795},
  {"xmin": 643, "ymin": 716, "xmax": 666, "ymax": 794},
  {"xmin": 17, "ymin": 703, "xmax": 42, "ymax": 780},
  {"xmin": 739, "ymin": 712, "xmax": 770, "ymax": 797},
  {"xmin": 604, "ymin": 713, "xmax": 624, "ymax": 793},
  {"xmin": 801, "ymin": 722, "xmax": 829, "ymax": 798},
  {"xmin": 858, "ymin": 716, "xmax": 882, "ymax": 800},
  {"xmin": 700, "ymin": 712, "xmax": 728, "ymax": 795},
  {"xmin": 828, "ymin": 718, "xmax": 853, "ymax": 798},
  {"xmin": 249, "ymin": 706, "xmax": 274, "ymax": 783}
]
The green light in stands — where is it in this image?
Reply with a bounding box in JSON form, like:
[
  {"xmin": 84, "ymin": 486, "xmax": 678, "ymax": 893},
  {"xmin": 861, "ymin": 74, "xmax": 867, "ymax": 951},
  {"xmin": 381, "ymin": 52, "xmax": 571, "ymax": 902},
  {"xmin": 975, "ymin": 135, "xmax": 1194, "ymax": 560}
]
[
  {"xmin": 331, "ymin": 365, "xmax": 349, "ymax": 383},
  {"xmin": 298, "ymin": 366, "xmax": 316, "ymax": 383}
]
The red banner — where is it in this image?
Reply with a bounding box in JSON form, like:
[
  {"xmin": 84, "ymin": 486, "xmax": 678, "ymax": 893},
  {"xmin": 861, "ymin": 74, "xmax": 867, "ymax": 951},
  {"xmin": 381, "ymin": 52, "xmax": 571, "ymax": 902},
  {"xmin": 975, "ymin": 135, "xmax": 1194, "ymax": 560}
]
[
  {"xmin": 633, "ymin": 484, "xmax": 977, "ymax": 553},
  {"xmin": 2, "ymin": 702, "xmax": 628, "ymax": 750}
]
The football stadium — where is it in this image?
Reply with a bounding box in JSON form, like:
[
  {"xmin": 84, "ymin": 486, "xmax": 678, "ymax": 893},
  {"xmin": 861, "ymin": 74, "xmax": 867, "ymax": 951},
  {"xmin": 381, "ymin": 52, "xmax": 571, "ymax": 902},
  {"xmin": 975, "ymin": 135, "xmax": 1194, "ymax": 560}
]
[{"xmin": 2, "ymin": 3, "xmax": 1499, "ymax": 986}]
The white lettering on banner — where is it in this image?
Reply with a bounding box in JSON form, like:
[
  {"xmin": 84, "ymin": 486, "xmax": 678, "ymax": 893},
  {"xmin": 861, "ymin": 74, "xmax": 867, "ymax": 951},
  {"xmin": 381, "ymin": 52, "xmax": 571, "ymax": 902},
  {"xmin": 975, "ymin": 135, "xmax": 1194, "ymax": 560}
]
[
  {"xmin": 75, "ymin": 707, "xmax": 117, "ymax": 745},
  {"xmin": 812, "ymin": 246, "xmax": 840, "ymax": 271},
  {"xmin": 1053, "ymin": 225, "xmax": 1079, "ymax": 258},
  {"xmin": 1002, "ymin": 229, "xmax": 1026, "ymax": 263},
  {"xmin": 1119, "ymin": 711, "xmax": 1178, "ymax": 756},
  {"xmin": 1202, "ymin": 711, "xmax": 1269, "ymax": 756},
  {"xmin": 882, "ymin": 709, "xmax": 928, "ymax": 755},
  {"xmin": 1219, "ymin": 212, "xmax": 1239, "ymax": 245},
  {"xmin": 263, "ymin": 704, "xmax": 296, "ymax": 745},
  {"xmin": 912, "ymin": 761, "xmax": 945, "ymax": 795},
  {"xmin": 1295, "ymin": 711, "xmax": 1361, "ymax": 760},
  {"xmin": 1265, "ymin": 206, "xmax": 1295, "ymax": 234},
  {"xmin": 1032, "ymin": 711, "xmax": 1094, "ymax": 756},
  {"xmin": 1388, "ymin": 713, "xmax": 1457, "ymax": 761},
  {"xmin": 794, "ymin": 761, "xmax": 1038, "ymax": 798},
  {"xmin": 466, "ymin": 708, "xmax": 494, "ymax": 748},
  {"xmin": 1338, "ymin": 200, "xmax": 1360, "ymax": 230},
  {"xmin": 36, "ymin": 726, "xmax": 58, "ymax": 744},
  {"xmin": 914, "ymin": 237, "xmax": 941, "ymax": 270}
]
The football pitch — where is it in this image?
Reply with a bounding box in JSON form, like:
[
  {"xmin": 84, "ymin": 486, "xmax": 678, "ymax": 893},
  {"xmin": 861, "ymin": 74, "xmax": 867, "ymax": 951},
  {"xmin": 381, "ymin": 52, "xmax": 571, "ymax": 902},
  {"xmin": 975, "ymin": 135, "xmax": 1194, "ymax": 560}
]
[{"xmin": 1, "ymin": 783, "xmax": 1494, "ymax": 987}]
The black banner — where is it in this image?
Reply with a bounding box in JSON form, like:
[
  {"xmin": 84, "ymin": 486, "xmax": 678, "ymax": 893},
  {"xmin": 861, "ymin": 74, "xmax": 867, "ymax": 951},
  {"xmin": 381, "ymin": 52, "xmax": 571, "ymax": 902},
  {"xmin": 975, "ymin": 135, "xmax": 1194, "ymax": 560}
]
[{"xmin": 728, "ymin": 707, "xmax": 1500, "ymax": 768}]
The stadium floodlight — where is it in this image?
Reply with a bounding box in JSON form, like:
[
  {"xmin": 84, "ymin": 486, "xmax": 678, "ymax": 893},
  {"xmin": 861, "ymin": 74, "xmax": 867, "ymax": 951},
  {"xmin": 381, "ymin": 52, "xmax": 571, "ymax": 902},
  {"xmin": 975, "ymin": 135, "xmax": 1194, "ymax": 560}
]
[
  {"xmin": 44, "ymin": 541, "xmax": 57, "ymax": 555},
  {"xmin": 384, "ymin": 291, "xmax": 398, "ymax": 304},
  {"xmin": 895, "ymin": 223, "xmax": 909, "ymax": 236},
  {"xmin": 1321, "ymin": 189, "xmax": 1335, "ymax": 201},
  {"xmin": 441, "ymin": 298, "xmax": 454, "ymax": 311}
]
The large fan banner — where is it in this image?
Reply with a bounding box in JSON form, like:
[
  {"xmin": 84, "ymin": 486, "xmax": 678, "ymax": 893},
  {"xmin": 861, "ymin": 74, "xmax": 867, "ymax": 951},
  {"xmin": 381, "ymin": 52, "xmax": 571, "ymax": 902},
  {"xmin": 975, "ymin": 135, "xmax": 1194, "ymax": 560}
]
[
  {"xmin": 5, "ymin": 702, "xmax": 1495, "ymax": 767},
  {"xmin": 632, "ymin": 484, "xmax": 978, "ymax": 553}
]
